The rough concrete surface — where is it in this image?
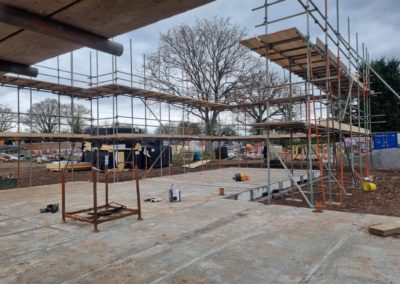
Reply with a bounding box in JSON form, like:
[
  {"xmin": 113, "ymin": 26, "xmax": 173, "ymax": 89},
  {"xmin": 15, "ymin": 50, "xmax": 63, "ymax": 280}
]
[{"xmin": 0, "ymin": 168, "xmax": 399, "ymax": 283}]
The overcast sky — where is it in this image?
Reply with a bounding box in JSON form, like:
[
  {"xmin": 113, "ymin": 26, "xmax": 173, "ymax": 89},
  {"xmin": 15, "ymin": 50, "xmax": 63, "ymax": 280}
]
[
  {"xmin": 2, "ymin": 0, "xmax": 399, "ymax": 131},
  {"xmin": 117, "ymin": 0, "xmax": 400, "ymax": 68}
]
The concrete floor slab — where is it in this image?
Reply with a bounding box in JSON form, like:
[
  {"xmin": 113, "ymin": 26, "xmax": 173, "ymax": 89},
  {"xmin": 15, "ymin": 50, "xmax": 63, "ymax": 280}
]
[{"xmin": 0, "ymin": 168, "xmax": 399, "ymax": 283}]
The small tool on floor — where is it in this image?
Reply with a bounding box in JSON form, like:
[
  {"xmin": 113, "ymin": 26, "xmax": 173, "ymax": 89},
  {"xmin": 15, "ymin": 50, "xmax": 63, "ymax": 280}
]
[
  {"xmin": 40, "ymin": 203, "xmax": 59, "ymax": 213},
  {"xmin": 144, "ymin": 198, "xmax": 162, "ymax": 202}
]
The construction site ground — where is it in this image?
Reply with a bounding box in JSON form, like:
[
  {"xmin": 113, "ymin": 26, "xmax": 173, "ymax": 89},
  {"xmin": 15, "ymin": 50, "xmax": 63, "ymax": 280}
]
[
  {"xmin": 1, "ymin": 167, "xmax": 399, "ymax": 283},
  {"xmin": 0, "ymin": 159, "xmax": 271, "ymax": 187},
  {"xmin": 1, "ymin": 161, "xmax": 400, "ymax": 217}
]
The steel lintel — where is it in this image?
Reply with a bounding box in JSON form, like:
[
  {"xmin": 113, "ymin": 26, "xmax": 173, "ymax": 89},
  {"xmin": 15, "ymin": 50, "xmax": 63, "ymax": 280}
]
[{"xmin": 0, "ymin": 59, "xmax": 38, "ymax": 77}]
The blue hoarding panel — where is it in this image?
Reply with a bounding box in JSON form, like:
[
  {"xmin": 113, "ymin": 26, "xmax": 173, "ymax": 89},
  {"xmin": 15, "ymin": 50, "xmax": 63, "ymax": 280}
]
[
  {"xmin": 373, "ymin": 134, "xmax": 385, "ymax": 150},
  {"xmin": 386, "ymin": 132, "xmax": 398, "ymax": 149}
]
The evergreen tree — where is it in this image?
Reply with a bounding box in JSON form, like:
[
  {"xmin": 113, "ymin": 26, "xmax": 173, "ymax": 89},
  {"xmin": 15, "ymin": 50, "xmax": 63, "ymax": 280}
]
[{"xmin": 369, "ymin": 58, "xmax": 400, "ymax": 131}]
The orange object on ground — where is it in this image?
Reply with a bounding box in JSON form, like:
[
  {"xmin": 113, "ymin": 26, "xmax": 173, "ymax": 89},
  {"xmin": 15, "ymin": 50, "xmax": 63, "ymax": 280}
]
[
  {"xmin": 234, "ymin": 173, "xmax": 249, "ymax": 182},
  {"xmin": 313, "ymin": 201, "xmax": 324, "ymax": 213}
]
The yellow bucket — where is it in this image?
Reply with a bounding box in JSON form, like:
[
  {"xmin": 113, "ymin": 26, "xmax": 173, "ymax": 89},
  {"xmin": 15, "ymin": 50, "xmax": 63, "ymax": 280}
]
[{"xmin": 363, "ymin": 182, "xmax": 377, "ymax": 192}]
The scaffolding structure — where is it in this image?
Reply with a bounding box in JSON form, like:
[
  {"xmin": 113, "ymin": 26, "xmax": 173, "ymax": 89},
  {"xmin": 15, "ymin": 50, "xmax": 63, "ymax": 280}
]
[
  {"xmin": 0, "ymin": 0, "xmax": 398, "ymax": 211},
  {"xmin": 0, "ymin": 56, "xmax": 279, "ymax": 188},
  {"xmin": 240, "ymin": 0, "xmax": 400, "ymax": 208}
]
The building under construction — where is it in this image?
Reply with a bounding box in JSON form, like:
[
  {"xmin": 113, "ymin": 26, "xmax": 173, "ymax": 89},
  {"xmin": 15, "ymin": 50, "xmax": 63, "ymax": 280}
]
[{"xmin": 0, "ymin": 0, "xmax": 399, "ymax": 283}]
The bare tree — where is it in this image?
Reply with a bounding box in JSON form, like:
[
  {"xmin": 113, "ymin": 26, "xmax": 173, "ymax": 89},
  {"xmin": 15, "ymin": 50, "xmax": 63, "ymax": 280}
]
[
  {"xmin": 147, "ymin": 17, "xmax": 250, "ymax": 135},
  {"xmin": 0, "ymin": 105, "xmax": 16, "ymax": 131},
  {"xmin": 24, "ymin": 99, "xmax": 59, "ymax": 133},
  {"xmin": 155, "ymin": 123, "xmax": 178, "ymax": 135},
  {"xmin": 155, "ymin": 121, "xmax": 203, "ymax": 135},
  {"xmin": 24, "ymin": 99, "xmax": 90, "ymax": 133},
  {"xmin": 234, "ymin": 58, "xmax": 302, "ymax": 134},
  {"xmin": 62, "ymin": 104, "xmax": 90, "ymax": 134}
]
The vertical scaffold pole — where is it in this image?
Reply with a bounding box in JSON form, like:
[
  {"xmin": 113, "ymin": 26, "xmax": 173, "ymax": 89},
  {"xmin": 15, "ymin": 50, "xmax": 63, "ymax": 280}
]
[
  {"xmin": 130, "ymin": 38, "xmax": 134, "ymax": 133},
  {"xmin": 289, "ymin": 60, "xmax": 294, "ymax": 195},
  {"xmin": 335, "ymin": 0, "xmax": 344, "ymax": 199},
  {"xmin": 356, "ymin": 33, "xmax": 362, "ymax": 179},
  {"xmin": 70, "ymin": 52, "xmax": 75, "ymax": 182},
  {"xmin": 263, "ymin": 0, "xmax": 272, "ymax": 205},
  {"xmin": 96, "ymin": 50, "xmax": 100, "ymax": 183},
  {"xmin": 362, "ymin": 43, "xmax": 367, "ymax": 177},
  {"xmin": 57, "ymin": 56, "xmax": 61, "ymax": 175},
  {"xmin": 71, "ymin": 96, "xmax": 74, "ymax": 182},
  {"xmin": 17, "ymin": 87, "xmax": 20, "ymax": 187},
  {"xmin": 159, "ymin": 55, "xmax": 163, "ymax": 176},
  {"xmin": 143, "ymin": 54, "xmax": 146, "ymax": 89},
  {"xmin": 306, "ymin": 0, "xmax": 314, "ymax": 207},
  {"xmin": 324, "ymin": 0, "xmax": 333, "ymax": 202},
  {"xmin": 347, "ymin": 16, "xmax": 355, "ymax": 185},
  {"xmin": 365, "ymin": 49, "xmax": 371, "ymax": 177},
  {"xmin": 112, "ymin": 95, "xmax": 116, "ymax": 183},
  {"xmin": 29, "ymin": 88, "xmax": 32, "ymax": 187},
  {"xmin": 90, "ymin": 51, "xmax": 93, "ymax": 155},
  {"xmin": 367, "ymin": 51, "xmax": 373, "ymax": 173},
  {"xmin": 168, "ymin": 104, "xmax": 171, "ymax": 176}
]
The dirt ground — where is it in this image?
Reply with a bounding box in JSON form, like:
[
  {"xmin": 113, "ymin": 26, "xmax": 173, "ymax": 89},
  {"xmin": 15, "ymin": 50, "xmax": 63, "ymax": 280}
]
[
  {"xmin": 342, "ymin": 168, "xmax": 400, "ymax": 217},
  {"xmin": 1, "ymin": 161, "xmax": 399, "ymax": 217},
  {"xmin": 270, "ymin": 167, "xmax": 400, "ymax": 217}
]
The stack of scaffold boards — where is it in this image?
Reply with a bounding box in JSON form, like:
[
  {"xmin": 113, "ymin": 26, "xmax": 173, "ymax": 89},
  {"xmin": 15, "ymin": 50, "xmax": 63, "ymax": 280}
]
[
  {"xmin": 46, "ymin": 162, "xmax": 92, "ymax": 172},
  {"xmin": 369, "ymin": 223, "xmax": 400, "ymax": 237},
  {"xmin": 182, "ymin": 160, "xmax": 211, "ymax": 169}
]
